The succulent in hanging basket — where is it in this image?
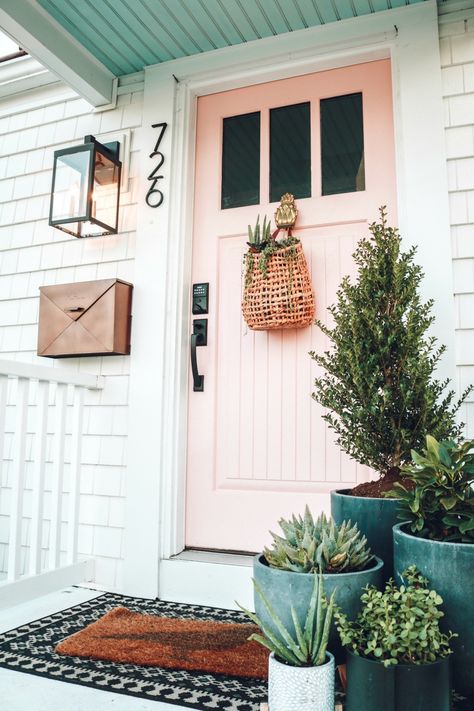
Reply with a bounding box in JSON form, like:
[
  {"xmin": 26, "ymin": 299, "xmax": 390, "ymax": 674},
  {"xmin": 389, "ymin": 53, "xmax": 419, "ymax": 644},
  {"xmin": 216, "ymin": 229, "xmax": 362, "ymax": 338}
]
[
  {"xmin": 263, "ymin": 507, "xmax": 374, "ymax": 574},
  {"xmin": 387, "ymin": 435, "xmax": 474, "ymax": 543},
  {"xmin": 247, "ymin": 214, "xmax": 271, "ymax": 252},
  {"xmin": 238, "ymin": 572, "xmax": 335, "ymax": 666},
  {"xmin": 336, "ymin": 566, "xmax": 456, "ymax": 667}
]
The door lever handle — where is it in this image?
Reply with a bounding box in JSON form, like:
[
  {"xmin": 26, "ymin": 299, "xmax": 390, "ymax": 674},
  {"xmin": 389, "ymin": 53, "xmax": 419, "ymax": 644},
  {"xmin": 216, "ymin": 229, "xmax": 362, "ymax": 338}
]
[{"xmin": 190, "ymin": 319, "xmax": 207, "ymax": 392}]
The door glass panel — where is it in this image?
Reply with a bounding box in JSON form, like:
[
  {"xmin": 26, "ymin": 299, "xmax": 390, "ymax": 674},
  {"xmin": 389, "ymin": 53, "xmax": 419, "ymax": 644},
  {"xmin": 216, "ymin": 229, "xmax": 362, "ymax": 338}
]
[
  {"xmin": 221, "ymin": 111, "xmax": 260, "ymax": 209},
  {"xmin": 270, "ymin": 102, "xmax": 311, "ymax": 203},
  {"xmin": 321, "ymin": 92, "xmax": 365, "ymax": 196}
]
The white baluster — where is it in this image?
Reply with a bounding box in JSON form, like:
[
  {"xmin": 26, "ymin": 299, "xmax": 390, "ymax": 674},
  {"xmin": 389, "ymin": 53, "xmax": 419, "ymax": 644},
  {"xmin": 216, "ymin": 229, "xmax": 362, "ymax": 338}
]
[
  {"xmin": 49, "ymin": 382, "xmax": 67, "ymax": 570},
  {"xmin": 67, "ymin": 386, "xmax": 84, "ymax": 565},
  {"xmin": 0, "ymin": 375, "xmax": 7, "ymax": 479},
  {"xmin": 29, "ymin": 380, "xmax": 49, "ymax": 576},
  {"xmin": 7, "ymin": 377, "xmax": 29, "ymax": 582}
]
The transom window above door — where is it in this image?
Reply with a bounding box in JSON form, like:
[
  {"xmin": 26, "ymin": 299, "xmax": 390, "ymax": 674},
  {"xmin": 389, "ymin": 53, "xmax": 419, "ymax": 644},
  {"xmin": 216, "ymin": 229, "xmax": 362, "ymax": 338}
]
[{"xmin": 220, "ymin": 91, "xmax": 365, "ymax": 209}]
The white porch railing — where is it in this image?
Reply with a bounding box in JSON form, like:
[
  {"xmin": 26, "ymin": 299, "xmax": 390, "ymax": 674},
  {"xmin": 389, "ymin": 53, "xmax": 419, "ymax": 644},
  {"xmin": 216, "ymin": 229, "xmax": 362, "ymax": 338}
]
[{"xmin": 0, "ymin": 360, "xmax": 104, "ymax": 608}]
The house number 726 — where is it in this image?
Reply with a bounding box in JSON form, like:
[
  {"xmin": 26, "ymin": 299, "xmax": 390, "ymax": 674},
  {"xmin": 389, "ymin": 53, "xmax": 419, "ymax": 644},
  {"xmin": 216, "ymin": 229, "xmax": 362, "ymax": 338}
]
[{"xmin": 146, "ymin": 122, "xmax": 168, "ymax": 208}]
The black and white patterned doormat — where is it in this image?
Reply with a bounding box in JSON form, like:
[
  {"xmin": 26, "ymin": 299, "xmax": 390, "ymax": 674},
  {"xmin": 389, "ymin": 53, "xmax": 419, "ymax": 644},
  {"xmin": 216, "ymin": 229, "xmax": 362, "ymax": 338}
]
[
  {"xmin": 0, "ymin": 590, "xmax": 270, "ymax": 710},
  {"xmin": 0, "ymin": 590, "xmax": 470, "ymax": 711}
]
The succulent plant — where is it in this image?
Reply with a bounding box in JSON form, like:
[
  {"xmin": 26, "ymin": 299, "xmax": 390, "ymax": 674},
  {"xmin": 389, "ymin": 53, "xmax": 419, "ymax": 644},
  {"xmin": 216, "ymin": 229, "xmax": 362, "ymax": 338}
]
[
  {"xmin": 247, "ymin": 214, "xmax": 271, "ymax": 250},
  {"xmin": 263, "ymin": 507, "xmax": 373, "ymax": 574},
  {"xmin": 336, "ymin": 566, "xmax": 456, "ymax": 667},
  {"xmin": 239, "ymin": 572, "xmax": 335, "ymax": 666},
  {"xmin": 387, "ymin": 435, "xmax": 474, "ymax": 542}
]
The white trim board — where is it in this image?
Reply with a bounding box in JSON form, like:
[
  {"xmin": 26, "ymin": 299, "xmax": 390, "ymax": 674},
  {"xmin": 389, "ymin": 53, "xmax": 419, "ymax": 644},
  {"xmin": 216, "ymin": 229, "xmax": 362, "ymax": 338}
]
[{"xmin": 123, "ymin": 0, "xmax": 455, "ymax": 604}]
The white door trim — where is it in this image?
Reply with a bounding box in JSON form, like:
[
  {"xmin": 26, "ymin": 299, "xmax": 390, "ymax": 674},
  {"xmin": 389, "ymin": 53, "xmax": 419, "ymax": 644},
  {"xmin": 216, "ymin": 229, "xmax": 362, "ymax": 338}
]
[{"xmin": 124, "ymin": 0, "xmax": 454, "ymax": 601}]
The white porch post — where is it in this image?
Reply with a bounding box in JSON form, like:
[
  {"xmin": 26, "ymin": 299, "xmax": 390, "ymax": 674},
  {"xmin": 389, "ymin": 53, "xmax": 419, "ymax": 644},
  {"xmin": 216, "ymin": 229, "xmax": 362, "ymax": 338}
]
[{"xmin": 123, "ymin": 70, "xmax": 178, "ymax": 598}]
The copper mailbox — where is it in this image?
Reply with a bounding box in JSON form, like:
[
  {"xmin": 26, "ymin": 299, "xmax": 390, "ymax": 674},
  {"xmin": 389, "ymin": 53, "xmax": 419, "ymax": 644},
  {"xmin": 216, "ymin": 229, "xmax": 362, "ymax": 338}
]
[{"xmin": 38, "ymin": 279, "xmax": 133, "ymax": 358}]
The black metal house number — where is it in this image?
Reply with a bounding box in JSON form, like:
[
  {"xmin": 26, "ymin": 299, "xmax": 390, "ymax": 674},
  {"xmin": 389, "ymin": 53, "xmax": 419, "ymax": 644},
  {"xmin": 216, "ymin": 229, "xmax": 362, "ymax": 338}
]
[{"xmin": 146, "ymin": 122, "xmax": 168, "ymax": 208}]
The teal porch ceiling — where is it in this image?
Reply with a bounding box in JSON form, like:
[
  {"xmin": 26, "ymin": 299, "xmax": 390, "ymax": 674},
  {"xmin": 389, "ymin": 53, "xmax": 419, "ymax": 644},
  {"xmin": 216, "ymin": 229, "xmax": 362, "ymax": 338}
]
[{"xmin": 37, "ymin": 0, "xmax": 428, "ymax": 77}]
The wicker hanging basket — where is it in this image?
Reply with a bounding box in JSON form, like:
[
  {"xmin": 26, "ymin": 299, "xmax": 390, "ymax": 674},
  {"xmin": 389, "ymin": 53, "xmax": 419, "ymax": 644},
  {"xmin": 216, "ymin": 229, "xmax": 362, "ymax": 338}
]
[
  {"xmin": 242, "ymin": 240, "xmax": 315, "ymax": 330},
  {"xmin": 242, "ymin": 193, "xmax": 314, "ymax": 331}
]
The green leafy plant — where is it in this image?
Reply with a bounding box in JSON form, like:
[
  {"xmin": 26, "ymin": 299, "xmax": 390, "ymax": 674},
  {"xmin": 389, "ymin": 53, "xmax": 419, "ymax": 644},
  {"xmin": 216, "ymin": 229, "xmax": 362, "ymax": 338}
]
[
  {"xmin": 247, "ymin": 214, "xmax": 271, "ymax": 251},
  {"xmin": 310, "ymin": 207, "xmax": 472, "ymax": 481},
  {"xmin": 239, "ymin": 572, "xmax": 335, "ymax": 666},
  {"xmin": 336, "ymin": 566, "xmax": 455, "ymax": 667},
  {"xmin": 263, "ymin": 507, "xmax": 373, "ymax": 574},
  {"xmin": 387, "ymin": 435, "xmax": 474, "ymax": 542}
]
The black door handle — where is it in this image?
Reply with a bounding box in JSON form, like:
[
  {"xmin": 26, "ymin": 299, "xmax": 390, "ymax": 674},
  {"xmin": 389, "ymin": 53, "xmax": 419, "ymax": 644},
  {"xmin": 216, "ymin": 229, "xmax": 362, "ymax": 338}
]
[{"xmin": 190, "ymin": 319, "xmax": 207, "ymax": 392}]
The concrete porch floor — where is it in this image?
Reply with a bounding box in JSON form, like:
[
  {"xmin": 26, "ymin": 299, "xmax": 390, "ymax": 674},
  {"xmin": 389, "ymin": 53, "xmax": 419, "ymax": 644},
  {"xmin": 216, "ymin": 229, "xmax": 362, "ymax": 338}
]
[{"xmin": 0, "ymin": 586, "xmax": 190, "ymax": 711}]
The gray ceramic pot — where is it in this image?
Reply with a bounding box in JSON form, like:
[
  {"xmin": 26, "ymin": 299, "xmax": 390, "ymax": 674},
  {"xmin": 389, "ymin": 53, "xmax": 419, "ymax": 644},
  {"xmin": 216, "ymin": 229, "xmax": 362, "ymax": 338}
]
[
  {"xmin": 331, "ymin": 489, "xmax": 402, "ymax": 581},
  {"xmin": 393, "ymin": 522, "xmax": 474, "ymax": 698},
  {"xmin": 253, "ymin": 553, "xmax": 383, "ymax": 664}
]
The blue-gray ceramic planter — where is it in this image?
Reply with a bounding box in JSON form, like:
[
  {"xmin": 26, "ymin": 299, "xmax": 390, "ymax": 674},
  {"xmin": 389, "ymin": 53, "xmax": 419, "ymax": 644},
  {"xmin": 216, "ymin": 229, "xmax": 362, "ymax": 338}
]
[
  {"xmin": 331, "ymin": 489, "xmax": 402, "ymax": 581},
  {"xmin": 345, "ymin": 650, "xmax": 451, "ymax": 711},
  {"xmin": 253, "ymin": 553, "xmax": 383, "ymax": 664},
  {"xmin": 393, "ymin": 522, "xmax": 474, "ymax": 698}
]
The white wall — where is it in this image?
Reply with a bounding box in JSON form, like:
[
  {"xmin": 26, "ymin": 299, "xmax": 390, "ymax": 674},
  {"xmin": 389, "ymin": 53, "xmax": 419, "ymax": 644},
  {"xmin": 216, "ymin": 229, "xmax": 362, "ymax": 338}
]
[
  {"xmin": 439, "ymin": 11, "xmax": 474, "ymax": 436},
  {"xmin": 0, "ymin": 66, "xmax": 143, "ymax": 589}
]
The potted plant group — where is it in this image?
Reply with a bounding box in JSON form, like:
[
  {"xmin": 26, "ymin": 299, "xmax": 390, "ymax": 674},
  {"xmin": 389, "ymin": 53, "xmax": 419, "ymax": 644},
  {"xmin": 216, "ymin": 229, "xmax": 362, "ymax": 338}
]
[
  {"xmin": 337, "ymin": 566, "xmax": 455, "ymax": 711},
  {"xmin": 240, "ymin": 572, "xmax": 336, "ymax": 711},
  {"xmin": 310, "ymin": 208, "xmax": 471, "ymax": 578},
  {"xmin": 391, "ymin": 435, "xmax": 474, "ymax": 697},
  {"xmin": 253, "ymin": 508, "xmax": 383, "ymax": 662}
]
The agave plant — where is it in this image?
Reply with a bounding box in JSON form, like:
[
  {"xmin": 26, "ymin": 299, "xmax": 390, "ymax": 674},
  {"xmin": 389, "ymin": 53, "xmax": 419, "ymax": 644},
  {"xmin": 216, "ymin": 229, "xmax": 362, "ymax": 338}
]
[
  {"xmin": 264, "ymin": 507, "xmax": 373, "ymax": 574},
  {"xmin": 247, "ymin": 214, "xmax": 271, "ymax": 251},
  {"xmin": 239, "ymin": 572, "xmax": 335, "ymax": 666}
]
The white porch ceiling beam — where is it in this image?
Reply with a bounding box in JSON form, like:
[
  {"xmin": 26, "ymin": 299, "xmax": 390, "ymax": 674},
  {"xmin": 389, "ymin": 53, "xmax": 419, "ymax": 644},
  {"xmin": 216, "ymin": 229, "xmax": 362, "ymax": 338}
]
[{"xmin": 0, "ymin": 0, "xmax": 115, "ymax": 107}]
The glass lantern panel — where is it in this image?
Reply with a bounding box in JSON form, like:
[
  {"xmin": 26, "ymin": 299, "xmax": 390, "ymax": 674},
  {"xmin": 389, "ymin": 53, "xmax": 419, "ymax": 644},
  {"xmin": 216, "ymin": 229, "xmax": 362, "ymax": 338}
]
[
  {"xmin": 51, "ymin": 150, "xmax": 90, "ymax": 221},
  {"xmin": 91, "ymin": 149, "xmax": 120, "ymax": 231}
]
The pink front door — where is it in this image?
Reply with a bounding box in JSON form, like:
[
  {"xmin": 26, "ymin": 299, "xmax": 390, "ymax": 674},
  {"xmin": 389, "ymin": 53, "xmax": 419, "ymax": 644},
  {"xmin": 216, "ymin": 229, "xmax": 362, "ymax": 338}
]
[{"xmin": 186, "ymin": 60, "xmax": 397, "ymax": 552}]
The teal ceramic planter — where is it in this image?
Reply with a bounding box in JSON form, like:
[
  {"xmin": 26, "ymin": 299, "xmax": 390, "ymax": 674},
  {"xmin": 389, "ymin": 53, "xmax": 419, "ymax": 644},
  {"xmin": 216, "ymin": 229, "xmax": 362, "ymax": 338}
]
[
  {"xmin": 253, "ymin": 554, "xmax": 383, "ymax": 664},
  {"xmin": 331, "ymin": 489, "xmax": 402, "ymax": 581},
  {"xmin": 345, "ymin": 650, "xmax": 451, "ymax": 711},
  {"xmin": 393, "ymin": 522, "xmax": 474, "ymax": 698}
]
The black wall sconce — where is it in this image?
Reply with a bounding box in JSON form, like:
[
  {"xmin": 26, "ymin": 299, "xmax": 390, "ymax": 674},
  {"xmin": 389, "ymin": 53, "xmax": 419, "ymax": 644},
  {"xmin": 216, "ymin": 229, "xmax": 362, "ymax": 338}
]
[{"xmin": 49, "ymin": 135, "xmax": 122, "ymax": 238}]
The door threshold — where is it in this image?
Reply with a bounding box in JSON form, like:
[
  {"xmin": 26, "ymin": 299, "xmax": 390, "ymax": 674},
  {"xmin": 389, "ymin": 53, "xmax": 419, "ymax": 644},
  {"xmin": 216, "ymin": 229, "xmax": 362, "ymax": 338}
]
[
  {"xmin": 160, "ymin": 550, "xmax": 255, "ymax": 609},
  {"xmin": 170, "ymin": 549, "xmax": 254, "ymax": 567}
]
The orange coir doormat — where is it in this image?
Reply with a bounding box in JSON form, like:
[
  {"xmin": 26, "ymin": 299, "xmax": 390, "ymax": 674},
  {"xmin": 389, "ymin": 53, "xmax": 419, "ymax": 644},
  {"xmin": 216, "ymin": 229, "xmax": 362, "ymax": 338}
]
[{"xmin": 55, "ymin": 606, "xmax": 269, "ymax": 680}]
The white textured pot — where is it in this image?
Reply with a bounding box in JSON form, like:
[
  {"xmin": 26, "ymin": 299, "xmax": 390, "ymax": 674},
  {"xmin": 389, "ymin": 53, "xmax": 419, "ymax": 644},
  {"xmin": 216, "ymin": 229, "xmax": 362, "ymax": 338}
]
[{"xmin": 268, "ymin": 652, "xmax": 335, "ymax": 711}]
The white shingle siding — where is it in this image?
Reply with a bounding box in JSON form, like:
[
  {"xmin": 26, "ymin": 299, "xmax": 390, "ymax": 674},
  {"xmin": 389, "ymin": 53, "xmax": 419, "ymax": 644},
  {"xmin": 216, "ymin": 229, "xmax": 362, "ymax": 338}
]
[
  {"xmin": 442, "ymin": 16, "xmax": 474, "ymax": 432},
  {"xmin": 0, "ymin": 82, "xmax": 143, "ymax": 590}
]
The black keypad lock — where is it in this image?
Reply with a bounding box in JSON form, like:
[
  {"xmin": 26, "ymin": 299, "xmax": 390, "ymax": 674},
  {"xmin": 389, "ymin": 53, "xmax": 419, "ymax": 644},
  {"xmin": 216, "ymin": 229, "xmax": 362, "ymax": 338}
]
[{"xmin": 192, "ymin": 283, "xmax": 209, "ymax": 315}]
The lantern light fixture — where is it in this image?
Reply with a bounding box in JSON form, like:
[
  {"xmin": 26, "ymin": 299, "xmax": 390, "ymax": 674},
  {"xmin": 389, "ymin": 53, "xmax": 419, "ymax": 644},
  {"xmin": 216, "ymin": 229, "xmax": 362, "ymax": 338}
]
[{"xmin": 49, "ymin": 135, "xmax": 121, "ymax": 238}]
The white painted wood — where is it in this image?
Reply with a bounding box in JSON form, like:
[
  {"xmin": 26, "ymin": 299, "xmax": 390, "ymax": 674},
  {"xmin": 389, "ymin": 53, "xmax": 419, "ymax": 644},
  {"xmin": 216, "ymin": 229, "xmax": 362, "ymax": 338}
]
[
  {"xmin": 160, "ymin": 557, "xmax": 254, "ymax": 611},
  {"xmin": 7, "ymin": 377, "xmax": 29, "ymax": 582},
  {"xmin": 0, "ymin": 360, "xmax": 104, "ymax": 390},
  {"xmin": 0, "ymin": 0, "xmax": 115, "ymax": 106},
  {"xmin": 0, "ymin": 560, "xmax": 94, "ymax": 609},
  {"xmin": 49, "ymin": 383, "xmax": 67, "ymax": 570},
  {"xmin": 66, "ymin": 386, "xmax": 84, "ymax": 565},
  {"xmin": 0, "ymin": 375, "xmax": 7, "ymax": 477},
  {"xmin": 29, "ymin": 380, "xmax": 49, "ymax": 576}
]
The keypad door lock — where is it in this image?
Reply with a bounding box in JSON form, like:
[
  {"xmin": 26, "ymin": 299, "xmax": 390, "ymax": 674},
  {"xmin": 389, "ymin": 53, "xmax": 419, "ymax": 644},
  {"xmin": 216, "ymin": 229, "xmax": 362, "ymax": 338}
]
[{"xmin": 192, "ymin": 283, "xmax": 209, "ymax": 315}]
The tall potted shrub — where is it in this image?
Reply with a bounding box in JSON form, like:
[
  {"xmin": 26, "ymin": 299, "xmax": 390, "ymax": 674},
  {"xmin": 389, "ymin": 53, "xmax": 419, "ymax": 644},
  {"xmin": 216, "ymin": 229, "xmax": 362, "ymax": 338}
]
[
  {"xmin": 240, "ymin": 573, "xmax": 336, "ymax": 711},
  {"xmin": 391, "ymin": 436, "xmax": 474, "ymax": 697},
  {"xmin": 311, "ymin": 208, "xmax": 470, "ymax": 577},
  {"xmin": 337, "ymin": 566, "xmax": 455, "ymax": 711},
  {"xmin": 253, "ymin": 508, "xmax": 383, "ymax": 662}
]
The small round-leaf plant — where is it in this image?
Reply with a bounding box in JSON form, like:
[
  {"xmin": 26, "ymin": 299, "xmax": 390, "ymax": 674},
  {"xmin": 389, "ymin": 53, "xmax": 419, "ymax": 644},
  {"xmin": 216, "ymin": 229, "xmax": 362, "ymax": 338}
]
[
  {"xmin": 310, "ymin": 207, "xmax": 472, "ymax": 482},
  {"xmin": 264, "ymin": 507, "xmax": 374, "ymax": 574},
  {"xmin": 336, "ymin": 566, "xmax": 456, "ymax": 667},
  {"xmin": 238, "ymin": 572, "xmax": 335, "ymax": 667},
  {"xmin": 387, "ymin": 435, "xmax": 474, "ymax": 543}
]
